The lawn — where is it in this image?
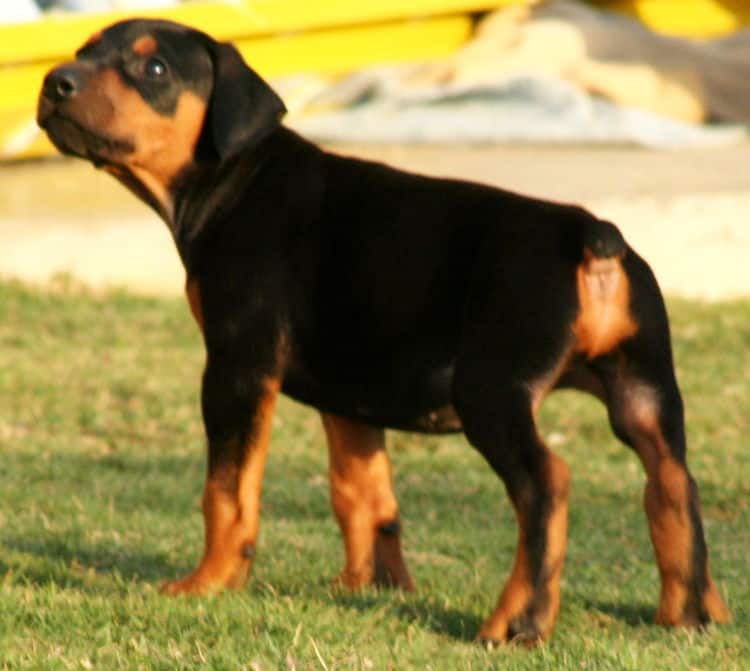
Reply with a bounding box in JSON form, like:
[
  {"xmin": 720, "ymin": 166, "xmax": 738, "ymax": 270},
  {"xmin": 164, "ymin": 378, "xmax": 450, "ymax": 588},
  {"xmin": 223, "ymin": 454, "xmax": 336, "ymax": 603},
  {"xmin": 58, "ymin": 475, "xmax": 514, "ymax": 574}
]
[{"xmin": 0, "ymin": 278, "xmax": 748, "ymax": 670}]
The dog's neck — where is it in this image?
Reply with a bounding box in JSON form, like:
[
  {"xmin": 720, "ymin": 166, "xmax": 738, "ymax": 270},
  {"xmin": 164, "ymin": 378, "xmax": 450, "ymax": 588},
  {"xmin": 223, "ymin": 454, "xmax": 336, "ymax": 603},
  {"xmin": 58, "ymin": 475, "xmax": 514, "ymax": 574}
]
[
  {"xmin": 104, "ymin": 163, "xmax": 175, "ymax": 223},
  {"xmin": 110, "ymin": 126, "xmax": 321, "ymax": 273},
  {"xmin": 170, "ymin": 152, "xmax": 265, "ymax": 268},
  {"xmin": 163, "ymin": 128, "xmax": 283, "ymax": 271}
]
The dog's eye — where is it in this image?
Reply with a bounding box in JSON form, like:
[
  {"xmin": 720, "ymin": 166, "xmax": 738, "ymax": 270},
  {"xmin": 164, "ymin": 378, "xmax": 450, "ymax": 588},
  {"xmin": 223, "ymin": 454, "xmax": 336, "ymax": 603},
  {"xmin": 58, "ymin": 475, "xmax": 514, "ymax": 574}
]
[{"xmin": 144, "ymin": 57, "xmax": 167, "ymax": 79}]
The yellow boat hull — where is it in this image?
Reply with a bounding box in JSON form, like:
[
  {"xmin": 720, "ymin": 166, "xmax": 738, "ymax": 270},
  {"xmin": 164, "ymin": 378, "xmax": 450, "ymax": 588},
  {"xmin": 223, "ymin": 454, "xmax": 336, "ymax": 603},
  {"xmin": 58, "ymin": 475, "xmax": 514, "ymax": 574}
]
[{"xmin": 1, "ymin": 0, "xmax": 747, "ymax": 160}]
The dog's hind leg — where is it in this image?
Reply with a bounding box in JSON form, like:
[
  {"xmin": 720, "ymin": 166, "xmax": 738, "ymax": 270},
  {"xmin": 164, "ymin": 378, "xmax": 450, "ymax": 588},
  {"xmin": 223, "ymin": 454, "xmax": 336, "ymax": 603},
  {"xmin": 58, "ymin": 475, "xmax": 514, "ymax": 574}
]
[
  {"xmin": 454, "ymin": 377, "xmax": 571, "ymax": 646},
  {"xmin": 451, "ymin": 248, "xmax": 579, "ymax": 645},
  {"xmin": 591, "ymin": 253, "xmax": 730, "ymax": 627},
  {"xmin": 322, "ymin": 413, "xmax": 415, "ymax": 591}
]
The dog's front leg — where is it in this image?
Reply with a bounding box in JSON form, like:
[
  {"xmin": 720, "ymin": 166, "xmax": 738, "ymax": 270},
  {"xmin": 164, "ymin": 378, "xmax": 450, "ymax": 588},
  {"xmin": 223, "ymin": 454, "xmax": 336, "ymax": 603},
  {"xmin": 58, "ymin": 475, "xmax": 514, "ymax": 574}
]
[
  {"xmin": 322, "ymin": 413, "xmax": 415, "ymax": 591},
  {"xmin": 161, "ymin": 371, "xmax": 279, "ymax": 595},
  {"xmin": 162, "ymin": 372, "xmax": 279, "ymax": 596},
  {"xmin": 163, "ymin": 277, "xmax": 282, "ymax": 594}
]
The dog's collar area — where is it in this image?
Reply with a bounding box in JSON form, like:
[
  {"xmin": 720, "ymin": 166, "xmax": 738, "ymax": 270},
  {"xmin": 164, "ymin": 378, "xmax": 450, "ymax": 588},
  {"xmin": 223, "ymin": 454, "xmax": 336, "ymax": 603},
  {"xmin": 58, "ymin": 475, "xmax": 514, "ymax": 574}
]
[{"xmin": 169, "ymin": 127, "xmax": 281, "ymax": 270}]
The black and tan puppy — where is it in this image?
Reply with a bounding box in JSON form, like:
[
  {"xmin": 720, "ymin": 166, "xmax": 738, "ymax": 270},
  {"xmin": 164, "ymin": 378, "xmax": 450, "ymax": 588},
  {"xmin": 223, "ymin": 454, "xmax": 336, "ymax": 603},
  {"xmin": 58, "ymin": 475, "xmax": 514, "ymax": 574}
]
[{"xmin": 37, "ymin": 18, "xmax": 729, "ymax": 644}]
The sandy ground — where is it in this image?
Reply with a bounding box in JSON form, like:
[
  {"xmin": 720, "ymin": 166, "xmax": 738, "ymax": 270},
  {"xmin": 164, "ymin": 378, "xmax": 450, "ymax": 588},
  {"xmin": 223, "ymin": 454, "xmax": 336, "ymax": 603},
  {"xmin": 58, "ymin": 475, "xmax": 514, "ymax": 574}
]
[{"xmin": 1, "ymin": 143, "xmax": 749, "ymax": 300}]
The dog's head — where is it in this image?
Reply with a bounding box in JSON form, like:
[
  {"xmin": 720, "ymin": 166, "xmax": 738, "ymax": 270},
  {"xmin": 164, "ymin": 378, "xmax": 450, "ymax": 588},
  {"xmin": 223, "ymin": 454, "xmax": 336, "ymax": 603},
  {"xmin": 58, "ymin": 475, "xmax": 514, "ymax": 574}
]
[{"xmin": 37, "ymin": 18, "xmax": 286, "ymax": 215}]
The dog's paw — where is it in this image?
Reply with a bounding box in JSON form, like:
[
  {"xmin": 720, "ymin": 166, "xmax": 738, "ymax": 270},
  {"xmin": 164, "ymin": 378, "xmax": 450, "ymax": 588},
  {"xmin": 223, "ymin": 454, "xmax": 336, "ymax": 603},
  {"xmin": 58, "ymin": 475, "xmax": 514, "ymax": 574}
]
[
  {"xmin": 160, "ymin": 574, "xmax": 216, "ymax": 596},
  {"xmin": 507, "ymin": 614, "xmax": 544, "ymax": 647},
  {"xmin": 656, "ymin": 584, "xmax": 731, "ymax": 628},
  {"xmin": 477, "ymin": 604, "xmax": 554, "ymax": 649},
  {"xmin": 160, "ymin": 559, "xmax": 251, "ymax": 596}
]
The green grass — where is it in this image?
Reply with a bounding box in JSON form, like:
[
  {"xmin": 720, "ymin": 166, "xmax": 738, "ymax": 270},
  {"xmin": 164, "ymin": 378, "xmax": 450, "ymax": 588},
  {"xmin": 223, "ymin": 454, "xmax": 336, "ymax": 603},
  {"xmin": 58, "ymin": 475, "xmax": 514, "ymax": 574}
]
[{"xmin": 0, "ymin": 277, "xmax": 748, "ymax": 670}]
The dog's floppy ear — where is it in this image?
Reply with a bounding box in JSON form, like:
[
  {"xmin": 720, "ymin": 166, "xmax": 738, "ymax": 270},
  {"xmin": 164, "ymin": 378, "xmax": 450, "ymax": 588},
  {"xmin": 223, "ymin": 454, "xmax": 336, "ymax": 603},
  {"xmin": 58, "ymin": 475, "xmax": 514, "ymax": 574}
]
[{"xmin": 205, "ymin": 41, "xmax": 286, "ymax": 160}]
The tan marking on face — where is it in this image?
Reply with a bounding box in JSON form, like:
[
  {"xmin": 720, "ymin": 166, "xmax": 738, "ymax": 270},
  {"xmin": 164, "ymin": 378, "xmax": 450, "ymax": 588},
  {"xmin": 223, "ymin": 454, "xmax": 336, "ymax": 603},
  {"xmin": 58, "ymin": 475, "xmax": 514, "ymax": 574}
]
[
  {"xmin": 65, "ymin": 67, "xmax": 206, "ymax": 219},
  {"xmin": 161, "ymin": 378, "xmax": 280, "ymax": 595},
  {"xmin": 132, "ymin": 35, "xmax": 158, "ymax": 57},
  {"xmin": 573, "ymin": 253, "xmax": 638, "ymax": 359},
  {"xmin": 110, "ymin": 85, "xmax": 205, "ymax": 215},
  {"xmin": 322, "ymin": 413, "xmax": 414, "ymax": 591}
]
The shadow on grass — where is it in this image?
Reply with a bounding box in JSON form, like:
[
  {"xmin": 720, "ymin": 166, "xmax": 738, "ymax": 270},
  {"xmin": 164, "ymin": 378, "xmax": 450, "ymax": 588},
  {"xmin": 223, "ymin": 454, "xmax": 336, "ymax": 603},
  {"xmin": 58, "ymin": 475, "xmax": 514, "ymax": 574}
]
[
  {"xmin": 582, "ymin": 598, "xmax": 654, "ymax": 627},
  {"xmin": 396, "ymin": 598, "xmax": 483, "ymax": 641},
  {"xmin": 9, "ymin": 448, "xmax": 334, "ymax": 523},
  {"xmin": 330, "ymin": 583, "xmax": 657, "ymax": 641},
  {"xmin": 333, "ymin": 590, "xmax": 482, "ymax": 642},
  {"xmin": 0, "ymin": 534, "xmax": 180, "ymax": 590}
]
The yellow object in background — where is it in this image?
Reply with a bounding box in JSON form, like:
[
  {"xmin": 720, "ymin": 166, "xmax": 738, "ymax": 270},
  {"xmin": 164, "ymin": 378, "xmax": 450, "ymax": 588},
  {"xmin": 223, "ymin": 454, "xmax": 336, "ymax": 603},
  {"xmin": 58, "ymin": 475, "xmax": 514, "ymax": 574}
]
[
  {"xmin": 603, "ymin": 0, "xmax": 750, "ymax": 38},
  {"xmin": 1, "ymin": 0, "xmax": 748, "ymax": 160},
  {"xmin": 1, "ymin": 0, "xmax": 502, "ymax": 159}
]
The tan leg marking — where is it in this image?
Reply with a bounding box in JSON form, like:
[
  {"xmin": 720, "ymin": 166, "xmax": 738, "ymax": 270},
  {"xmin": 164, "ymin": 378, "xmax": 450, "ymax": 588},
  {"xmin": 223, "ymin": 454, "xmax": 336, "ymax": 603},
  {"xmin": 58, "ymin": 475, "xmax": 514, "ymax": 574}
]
[
  {"xmin": 540, "ymin": 453, "xmax": 571, "ymax": 632},
  {"xmin": 479, "ymin": 452, "xmax": 570, "ymax": 644},
  {"xmin": 702, "ymin": 570, "xmax": 731, "ymax": 624},
  {"xmin": 646, "ymin": 456, "xmax": 693, "ymax": 624},
  {"xmin": 162, "ymin": 379, "xmax": 279, "ymax": 595},
  {"xmin": 479, "ymin": 505, "xmax": 534, "ymax": 643},
  {"xmin": 622, "ymin": 386, "xmax": 729, "ymax": 625},
  {"xmin": 67, "ymin": 67, "xmax": 206, "ymax": 217},
  {"xmin": 322, "ymin": 413, "xmax": 414, "ymax": 591}
]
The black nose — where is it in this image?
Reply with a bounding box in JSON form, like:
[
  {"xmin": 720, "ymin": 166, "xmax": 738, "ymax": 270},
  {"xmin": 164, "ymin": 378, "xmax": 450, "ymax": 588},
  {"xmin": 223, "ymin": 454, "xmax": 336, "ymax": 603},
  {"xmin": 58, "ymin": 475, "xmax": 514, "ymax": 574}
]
[{"xmin": 43, "ymin": 66, "xmax": 83, "ymax": 102}]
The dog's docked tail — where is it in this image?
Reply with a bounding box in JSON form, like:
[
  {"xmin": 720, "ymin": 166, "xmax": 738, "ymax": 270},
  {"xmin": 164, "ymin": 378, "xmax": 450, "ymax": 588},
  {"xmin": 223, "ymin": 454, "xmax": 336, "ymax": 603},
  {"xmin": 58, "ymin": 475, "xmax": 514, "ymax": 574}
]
[
  {"xmin": 574, "ymin": 218, "xmax": 638, "ymax": 359},
  {"xmin": 581, "ymin": 217, "xmax": 626, "ymax": 260}
]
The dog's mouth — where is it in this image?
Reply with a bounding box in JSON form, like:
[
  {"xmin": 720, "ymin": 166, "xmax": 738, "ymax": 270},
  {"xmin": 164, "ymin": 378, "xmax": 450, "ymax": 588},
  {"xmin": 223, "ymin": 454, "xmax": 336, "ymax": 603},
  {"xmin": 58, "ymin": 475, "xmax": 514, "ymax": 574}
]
[{"xmin": 39, "ymin": 110, "xmax": 134, "ymax": 167}]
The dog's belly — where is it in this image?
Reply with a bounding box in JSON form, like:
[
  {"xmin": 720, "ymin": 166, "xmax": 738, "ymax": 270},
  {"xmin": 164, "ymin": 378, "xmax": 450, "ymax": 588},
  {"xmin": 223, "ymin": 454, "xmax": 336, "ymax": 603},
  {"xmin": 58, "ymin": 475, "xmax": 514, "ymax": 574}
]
[
  {"xmin": 281, "ymin": 360, "xmax": 463, "ymax": 434},
  {"xmin": 386, "ymin": 403, "xmax": 463, "ymax": 434}
]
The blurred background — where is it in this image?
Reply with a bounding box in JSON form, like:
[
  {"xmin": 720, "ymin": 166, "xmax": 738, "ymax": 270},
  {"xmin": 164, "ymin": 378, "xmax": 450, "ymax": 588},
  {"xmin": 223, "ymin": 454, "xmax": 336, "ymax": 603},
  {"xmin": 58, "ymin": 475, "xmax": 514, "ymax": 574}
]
[{"xmin": 1, "ymin": 0, "xmax": 749, "ymax": 299}]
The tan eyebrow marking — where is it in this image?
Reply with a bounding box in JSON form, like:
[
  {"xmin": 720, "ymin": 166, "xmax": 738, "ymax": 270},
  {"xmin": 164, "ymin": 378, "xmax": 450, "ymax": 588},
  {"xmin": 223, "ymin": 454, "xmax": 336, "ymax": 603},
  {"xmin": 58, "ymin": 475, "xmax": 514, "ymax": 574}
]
[{"xmin": 132, "ymin": 35, "xmax": 158, "ymax": 57}]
